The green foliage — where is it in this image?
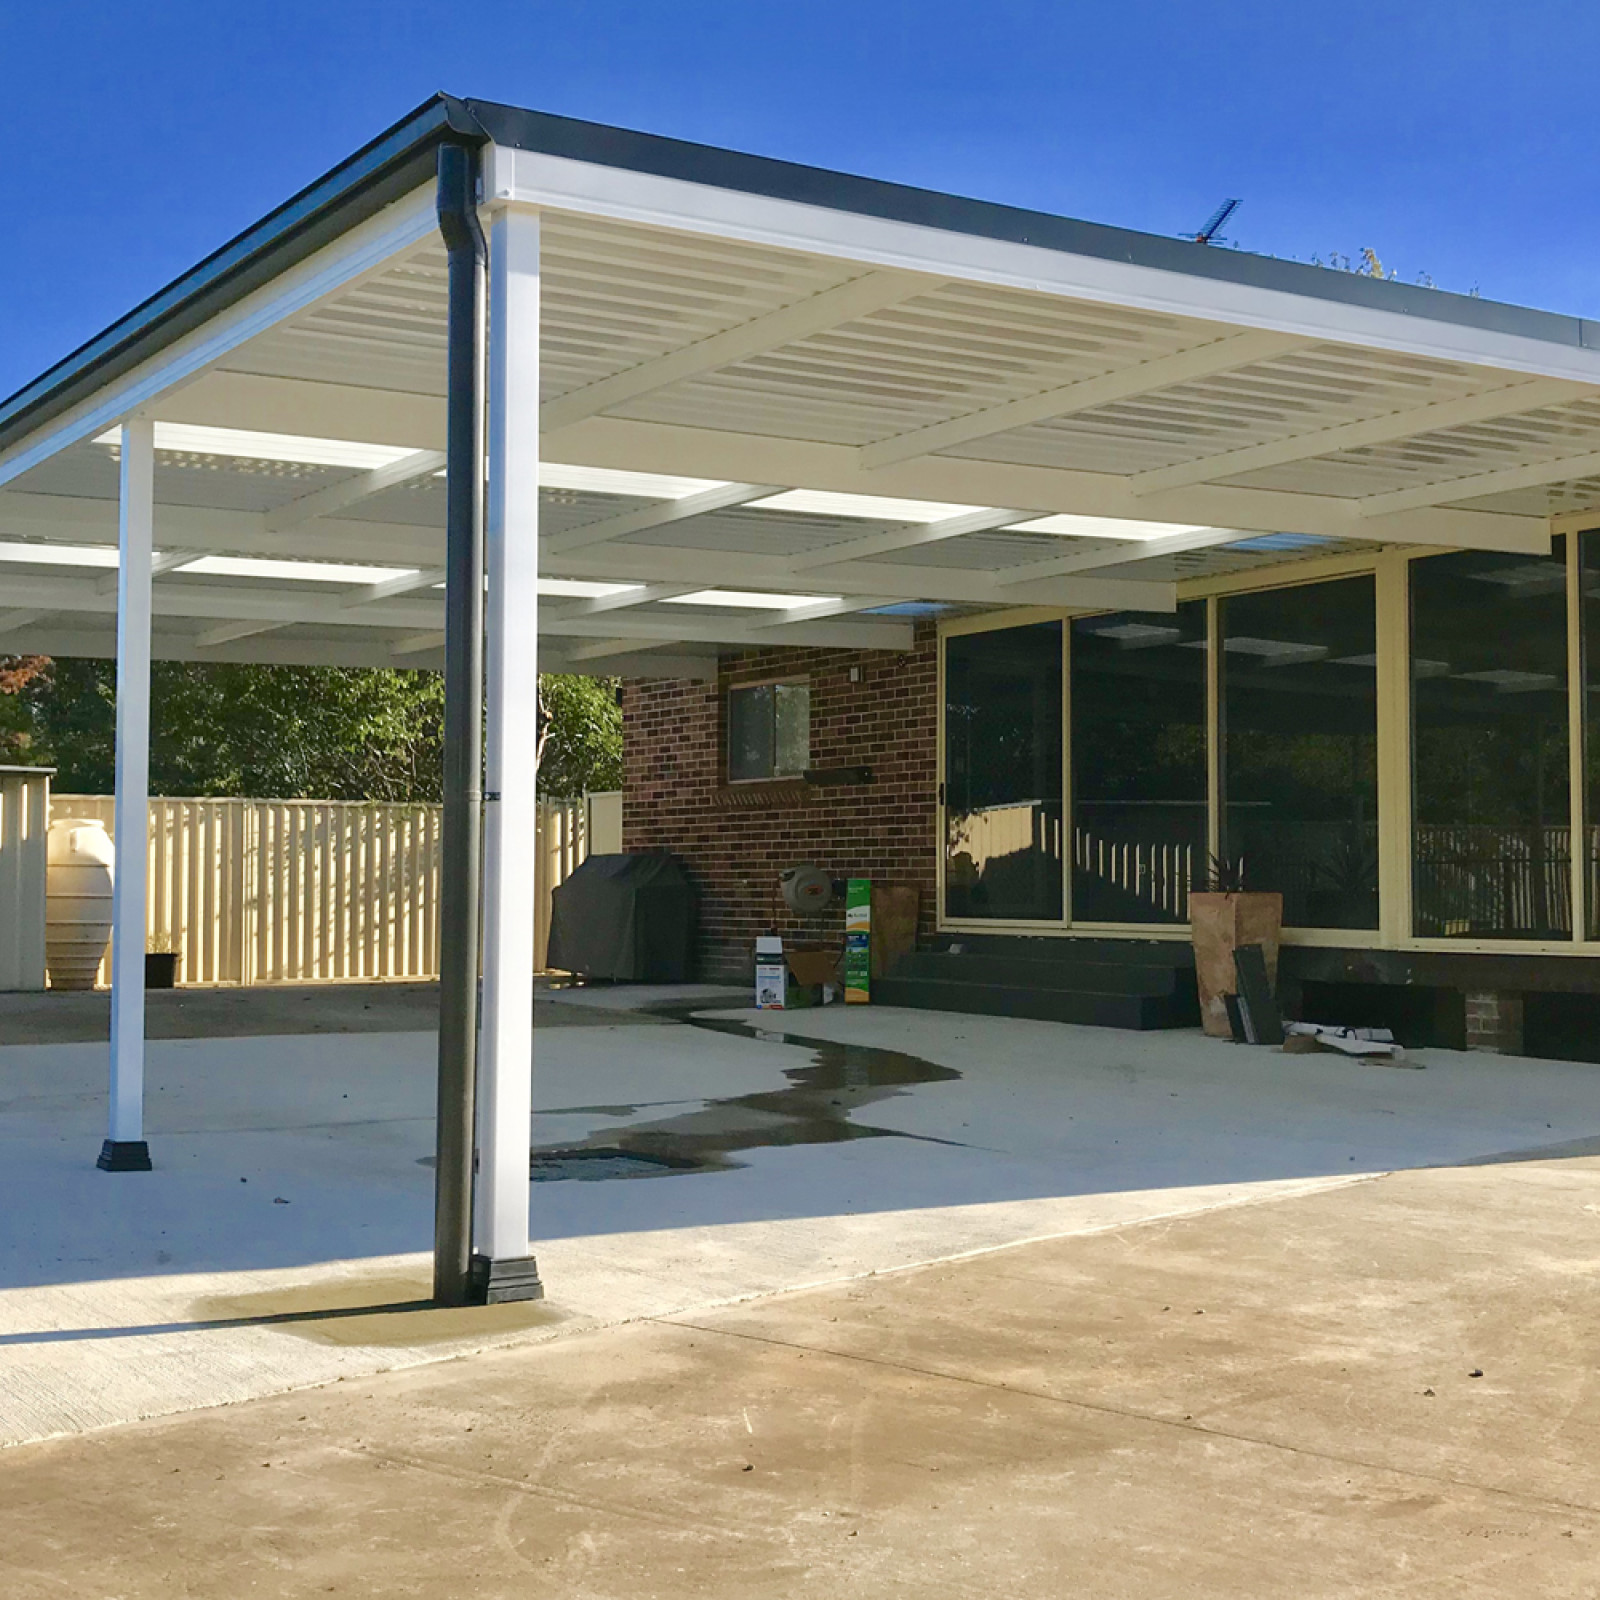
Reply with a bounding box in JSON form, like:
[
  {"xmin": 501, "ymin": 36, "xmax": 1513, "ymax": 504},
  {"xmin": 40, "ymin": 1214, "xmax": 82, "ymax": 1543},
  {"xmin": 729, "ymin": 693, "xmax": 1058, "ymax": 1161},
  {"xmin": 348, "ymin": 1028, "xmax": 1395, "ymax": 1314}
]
[
  {"xmin": 0, "ymin": 656, "xmax": 622, "ymax": 803},
  {"xmin": 14, "ymin": 659, "xmax": 446, "ymax": 800},
  {"xmin": 537, "ymin": 673, "xmax": 622, "ymax": 798}
]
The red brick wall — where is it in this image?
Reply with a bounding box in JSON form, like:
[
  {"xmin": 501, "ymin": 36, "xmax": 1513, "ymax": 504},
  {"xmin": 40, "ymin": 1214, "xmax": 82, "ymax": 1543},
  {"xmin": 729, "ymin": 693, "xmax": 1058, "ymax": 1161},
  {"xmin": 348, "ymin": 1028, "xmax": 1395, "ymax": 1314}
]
[{"xmin": 622, "ymin": 625, "xmax": 939, "ymax": 980}]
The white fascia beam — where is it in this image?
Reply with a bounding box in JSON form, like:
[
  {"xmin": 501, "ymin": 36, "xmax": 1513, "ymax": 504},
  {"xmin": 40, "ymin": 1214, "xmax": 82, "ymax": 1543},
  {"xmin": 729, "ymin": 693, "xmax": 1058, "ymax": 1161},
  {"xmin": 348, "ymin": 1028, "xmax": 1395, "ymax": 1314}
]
[
  {"xmin": 550, "ymin": 414, "xmax": 1551, "ymax": 553},
  {"xmin": 487, "ymin": 145, "xmax": 1600, "ymax": 388},
  {"xmin": 541, "ymin": 611, "xmax": 915, "ymax": 652},
  {"xmin": 540, "ymin": 270, "xmax": 936, "ymax": 432},
  {"xmin": 1356, "ymin": 449, "xmax": 1600, "ymax": 519},
  {"xmin": 556, "ymin": 582, "xmax": 702, "ymax": 616},
  {"xmin": 993, "ymin": 527, "xmax": 1249, "ymax": 587},
  {"xmin": 787, "ymin": 506, "xmax": 1031, "ymax": 570},
  {"xmin": 543, "ymin": 481, "xmax": 781, "ymax": 555},
  {"xmin": 859, "ymin": 331, "xmax": 1306, "ymax": 470},
  {"xmin": 263, "ymin": 449, "xmax": 446, "ymax": 534},
  {"xmin": 0, "ymin": 187, "xmax": 439, "ymax": 489},
  {"xmin": 1129, "ymin": 376, "xmax": 1595, "ymax": 496}
]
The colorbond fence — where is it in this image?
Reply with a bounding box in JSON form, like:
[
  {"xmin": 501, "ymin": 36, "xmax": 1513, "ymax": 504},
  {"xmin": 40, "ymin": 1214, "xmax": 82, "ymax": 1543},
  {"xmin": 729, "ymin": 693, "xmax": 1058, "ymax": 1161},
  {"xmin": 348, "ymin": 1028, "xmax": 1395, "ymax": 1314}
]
[{"xmin": 49, "ymin": 793, "xmax": 619, "ymax": 987}]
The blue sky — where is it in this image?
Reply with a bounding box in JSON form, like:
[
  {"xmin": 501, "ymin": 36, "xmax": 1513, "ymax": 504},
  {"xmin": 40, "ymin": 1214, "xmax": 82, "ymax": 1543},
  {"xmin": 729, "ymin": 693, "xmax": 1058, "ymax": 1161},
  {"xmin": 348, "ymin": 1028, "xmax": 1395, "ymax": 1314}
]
[{"xmin": 4, "ymin": 0, "xmax": 1599, "ymax": 402}]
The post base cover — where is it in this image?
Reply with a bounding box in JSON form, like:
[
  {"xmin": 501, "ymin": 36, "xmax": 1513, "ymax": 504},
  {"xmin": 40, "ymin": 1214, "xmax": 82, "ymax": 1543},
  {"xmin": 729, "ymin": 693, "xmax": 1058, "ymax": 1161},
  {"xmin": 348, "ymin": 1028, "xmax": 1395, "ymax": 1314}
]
[
  {"xmin": 97, "ymin": 1139, "xmax": 152, "ymax": 1172},
  {"xmin": 470, "ymin": 1253, "xmax": 544, "ymax": 1304}
]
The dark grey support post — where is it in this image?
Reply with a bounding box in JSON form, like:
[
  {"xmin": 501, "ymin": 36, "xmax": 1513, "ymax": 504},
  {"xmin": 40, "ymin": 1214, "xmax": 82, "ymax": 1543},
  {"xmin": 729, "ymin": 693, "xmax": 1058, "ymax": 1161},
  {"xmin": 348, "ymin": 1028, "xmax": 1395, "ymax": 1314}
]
[{"xmin": 433, "ymin": 140, "xmax": 487, "ymax": 1307}]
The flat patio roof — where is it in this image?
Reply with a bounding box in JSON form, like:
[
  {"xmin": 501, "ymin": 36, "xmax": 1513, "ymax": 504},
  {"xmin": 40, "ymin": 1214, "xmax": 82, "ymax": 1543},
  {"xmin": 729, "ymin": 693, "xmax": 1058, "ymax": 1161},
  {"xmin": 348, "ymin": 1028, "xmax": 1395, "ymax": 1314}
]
[{"xmin": 3, "ymin": 92, "xmax": 1598, "ymax": 675}]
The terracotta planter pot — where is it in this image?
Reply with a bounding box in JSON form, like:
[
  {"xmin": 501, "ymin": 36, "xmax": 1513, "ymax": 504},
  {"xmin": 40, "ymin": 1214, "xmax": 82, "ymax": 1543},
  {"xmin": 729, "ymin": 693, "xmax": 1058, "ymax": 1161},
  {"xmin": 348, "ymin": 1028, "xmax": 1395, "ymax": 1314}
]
[{"xmin": 1189, "ymin": 892, "xmax": 1283, "ymax": 1038}]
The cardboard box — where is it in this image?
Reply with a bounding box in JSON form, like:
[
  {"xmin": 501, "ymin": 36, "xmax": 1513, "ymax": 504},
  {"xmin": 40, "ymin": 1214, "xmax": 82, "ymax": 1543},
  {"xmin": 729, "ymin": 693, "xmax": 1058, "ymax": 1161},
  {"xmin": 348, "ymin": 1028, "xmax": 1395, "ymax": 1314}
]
[
  {"xmin": 844, "ymin": 878, "xmax": 871, "ymax": 1003},
  {"xmin": 754, "ymin": 935, "xmax": 786, "ymax": 1009}
]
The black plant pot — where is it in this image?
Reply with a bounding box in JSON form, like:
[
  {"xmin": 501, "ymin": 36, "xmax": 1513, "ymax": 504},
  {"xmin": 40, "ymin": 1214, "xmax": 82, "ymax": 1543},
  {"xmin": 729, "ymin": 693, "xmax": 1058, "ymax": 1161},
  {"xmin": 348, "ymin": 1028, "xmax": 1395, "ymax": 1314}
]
[{"xmin": 145, "ymin": 952, "xmax": 178, "ymax": 989}]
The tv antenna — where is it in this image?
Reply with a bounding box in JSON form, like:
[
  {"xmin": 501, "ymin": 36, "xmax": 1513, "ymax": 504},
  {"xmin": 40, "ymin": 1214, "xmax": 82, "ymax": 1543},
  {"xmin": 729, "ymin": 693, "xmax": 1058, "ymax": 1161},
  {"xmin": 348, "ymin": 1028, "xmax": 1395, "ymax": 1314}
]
[{"xmin": 1191, "ymin": 198, "xmax": 1241, "ymax": 245}]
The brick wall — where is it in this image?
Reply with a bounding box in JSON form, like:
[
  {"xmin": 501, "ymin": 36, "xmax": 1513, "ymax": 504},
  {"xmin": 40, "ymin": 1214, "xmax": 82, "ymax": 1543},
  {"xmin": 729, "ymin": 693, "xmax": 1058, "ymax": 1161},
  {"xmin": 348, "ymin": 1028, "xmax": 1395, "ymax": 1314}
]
[{"xmin": 622, "ymin": 625, "xmax": 939, "ymax": 980}]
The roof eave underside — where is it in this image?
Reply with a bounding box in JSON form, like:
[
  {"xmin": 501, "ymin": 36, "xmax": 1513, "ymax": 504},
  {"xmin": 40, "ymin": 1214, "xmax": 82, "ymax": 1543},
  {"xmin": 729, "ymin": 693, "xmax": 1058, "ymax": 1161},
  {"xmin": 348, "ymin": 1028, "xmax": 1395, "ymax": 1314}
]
[{"xmin": 5, "ymin": 97, "xmax": 1600, "ymax": 673}]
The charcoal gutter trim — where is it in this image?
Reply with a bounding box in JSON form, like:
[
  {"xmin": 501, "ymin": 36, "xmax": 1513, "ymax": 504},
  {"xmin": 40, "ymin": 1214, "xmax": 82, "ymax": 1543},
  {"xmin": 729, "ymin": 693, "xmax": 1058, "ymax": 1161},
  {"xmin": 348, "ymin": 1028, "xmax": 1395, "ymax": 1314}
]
[
  {"xmin": 4, "ymin": 91, "xmax": 1595, "ymax": 463},
  {"xmin": 0, "ymin": 94, "xmax": 488, "ymax": 457}
]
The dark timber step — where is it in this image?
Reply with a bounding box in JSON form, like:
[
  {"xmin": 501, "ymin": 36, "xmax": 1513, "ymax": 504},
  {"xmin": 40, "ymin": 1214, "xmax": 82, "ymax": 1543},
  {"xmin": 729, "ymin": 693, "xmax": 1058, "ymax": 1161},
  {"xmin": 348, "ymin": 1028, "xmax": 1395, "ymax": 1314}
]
[{"xmin": 876, "ymin": 935, "xmax": 1201, "ymax": 1031}]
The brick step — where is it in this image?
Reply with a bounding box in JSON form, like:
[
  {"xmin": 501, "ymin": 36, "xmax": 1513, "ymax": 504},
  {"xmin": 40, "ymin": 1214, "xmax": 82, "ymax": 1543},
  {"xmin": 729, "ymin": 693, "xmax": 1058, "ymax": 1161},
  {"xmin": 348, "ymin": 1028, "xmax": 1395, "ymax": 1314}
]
[{"xmin": 873, "ymin": 974, "xmax": 1197, "ymax": 1031}]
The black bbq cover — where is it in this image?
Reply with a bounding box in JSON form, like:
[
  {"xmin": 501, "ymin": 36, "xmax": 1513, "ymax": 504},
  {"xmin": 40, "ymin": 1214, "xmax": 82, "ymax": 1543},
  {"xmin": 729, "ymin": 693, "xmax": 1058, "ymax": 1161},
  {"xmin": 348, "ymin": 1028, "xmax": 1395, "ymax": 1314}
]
[{"xmin": 546, "ymin": 853, "xmax": 697, "ymax": 981}]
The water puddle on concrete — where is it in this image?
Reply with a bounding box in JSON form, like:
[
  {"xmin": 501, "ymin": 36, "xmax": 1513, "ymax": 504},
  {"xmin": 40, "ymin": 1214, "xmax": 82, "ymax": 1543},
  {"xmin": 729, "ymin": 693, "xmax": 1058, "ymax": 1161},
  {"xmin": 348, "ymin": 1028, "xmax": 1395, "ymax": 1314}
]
[{"xmin": 527, "ymin": 1006, "xmax": 964, "ymax": 1180}]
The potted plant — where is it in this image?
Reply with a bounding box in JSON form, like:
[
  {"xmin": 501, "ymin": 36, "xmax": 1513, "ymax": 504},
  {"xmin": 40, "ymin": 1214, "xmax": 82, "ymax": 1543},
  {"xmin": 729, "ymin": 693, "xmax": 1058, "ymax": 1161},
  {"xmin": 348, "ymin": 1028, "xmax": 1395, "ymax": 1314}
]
[
  {"xmin": 145, "ymin": 933, "xmax": 180, "ymax": 990},
  {"xmin": 1189, "ymin": 856, "xmax": 1282, "ymax": 1038}
]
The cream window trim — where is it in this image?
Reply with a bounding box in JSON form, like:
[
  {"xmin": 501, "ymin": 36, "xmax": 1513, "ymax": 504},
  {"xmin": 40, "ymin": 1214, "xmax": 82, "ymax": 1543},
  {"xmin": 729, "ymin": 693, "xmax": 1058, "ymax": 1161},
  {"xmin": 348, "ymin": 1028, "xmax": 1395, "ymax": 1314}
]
[
  {"xmin": 1568, "ymin": 527, "xmax": 1587, "ymax": 944},
  {"xmin": 1375, "ymin": 550, "xmax": 1412, "ymax": 945}
]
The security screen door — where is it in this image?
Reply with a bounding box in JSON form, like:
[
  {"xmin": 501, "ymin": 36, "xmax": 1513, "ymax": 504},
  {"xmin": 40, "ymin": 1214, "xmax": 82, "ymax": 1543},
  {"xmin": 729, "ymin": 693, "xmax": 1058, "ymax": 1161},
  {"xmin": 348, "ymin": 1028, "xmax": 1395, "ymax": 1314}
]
[{"xmin": 942, "ymin": 621, "xmax": 1065, "ymax": 923}]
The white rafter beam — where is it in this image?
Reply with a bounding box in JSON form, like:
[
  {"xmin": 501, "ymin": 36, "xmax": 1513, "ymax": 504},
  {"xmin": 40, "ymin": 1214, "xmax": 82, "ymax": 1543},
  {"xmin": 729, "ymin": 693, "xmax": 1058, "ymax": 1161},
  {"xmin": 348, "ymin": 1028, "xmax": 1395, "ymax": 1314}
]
[
  {"xmin": 1357, "ymin": 448, "xmax": 1600, "ymax": 518},
  {"xmin": 858, "ymin": 330, "xmax": 1306, "ymax": 470},
  {"xmin": 556, "ymin": 582, "xmax": 701, "ymax": 617},
  {"xmin": 788, "ymin": 507, "xmax": 1031, "ymax": 571},
  {"xmin": 563, "ymin": 637, "xmax": 660, "ymax": 663},
  {"xmin": 0, "ymin": 608, "xmax": 49, "ymax": 637},
  {"xmin": 994, "ymin": 527, "xmax": 1249, "ymax": 587},
  {"xmin": 391, "ymin": 630, "xmax": 447, "ymax": 657},
  {"xmin": 342, "ymin": 565, "xmax": 445, "ymax": 607},
  {"xmin": 1131, "ymin": 377, "xmax": 1595, "ymax": 496},
  {"xmin": 541, "ymin": 271, "xmax": 935, "ymax": 433},
  {"xmin": 746, "ymin": 595, "xmax": 912, "ymax": 629},
  {"xmin": 543, "ymin": 481, "xmax": 782, "ymax": 556},
  {"xmin": 195, "ymin": 619, "xmax": 287, "ymax": 648},
  {"xmin": 262, "ymin": 449, "xmax": 446, "ymax": 534},
  {"xmin": 91, "ymin": 547, "xmax": 206, "ymax": 596},
  {"xmin": 558, "ymin": 415, "xmax": 1549, "ymax": 552},
  {"xmin": 0, "ymin": 573, "xmax": 445, "ymax": 633},
  {"xmin": 541, "ymin": 610, "xmax": 915, "ymax": 653}
]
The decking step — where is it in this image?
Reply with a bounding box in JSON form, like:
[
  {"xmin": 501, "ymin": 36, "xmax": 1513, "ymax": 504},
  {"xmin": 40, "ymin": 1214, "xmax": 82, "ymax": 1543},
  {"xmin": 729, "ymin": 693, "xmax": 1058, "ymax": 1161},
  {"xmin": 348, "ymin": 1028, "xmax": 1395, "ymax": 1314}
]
[
  {"xmin": 873, "ymin": 974, "xmax": 1195, "ymax": 1031},
  {"xmin": 877, "ymin": 934, "xmax": 1201, "ymax": 1031}
]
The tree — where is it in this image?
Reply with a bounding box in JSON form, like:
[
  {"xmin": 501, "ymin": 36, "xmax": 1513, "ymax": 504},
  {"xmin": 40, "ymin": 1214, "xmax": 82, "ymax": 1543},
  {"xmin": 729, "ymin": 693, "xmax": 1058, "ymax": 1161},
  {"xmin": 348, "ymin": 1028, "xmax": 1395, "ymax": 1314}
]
[
  {"xmin": 0, "ymin": 656, "xmax": 622, "ymax": 801},
  {"xmin": 536, "ymin": 673, "xmax": 622, "ymax": 797}
]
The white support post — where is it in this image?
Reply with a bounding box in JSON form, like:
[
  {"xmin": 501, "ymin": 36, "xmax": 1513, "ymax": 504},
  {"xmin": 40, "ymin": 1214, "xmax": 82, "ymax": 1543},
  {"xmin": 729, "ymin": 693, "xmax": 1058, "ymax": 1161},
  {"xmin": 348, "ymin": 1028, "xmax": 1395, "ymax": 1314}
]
[
  {"xmin": 100, "ymin": 418, "xmax": 154, "ymax": 1171},
  {"xmin": 475, "ymin": 206, "xmax": 543, "ymax": 1300}
]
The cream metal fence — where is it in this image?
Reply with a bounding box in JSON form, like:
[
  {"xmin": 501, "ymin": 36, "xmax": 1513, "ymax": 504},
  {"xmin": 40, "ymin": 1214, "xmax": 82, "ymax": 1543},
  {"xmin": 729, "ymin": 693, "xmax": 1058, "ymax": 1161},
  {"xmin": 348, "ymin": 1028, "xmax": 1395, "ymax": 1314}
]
[
  {"xmin": 0, "ymin": 766, "xmax": 51, "ymax": 991},
  {"xmin": 48, "ymin": 793, "xmax": 614, "ymax": 987}
]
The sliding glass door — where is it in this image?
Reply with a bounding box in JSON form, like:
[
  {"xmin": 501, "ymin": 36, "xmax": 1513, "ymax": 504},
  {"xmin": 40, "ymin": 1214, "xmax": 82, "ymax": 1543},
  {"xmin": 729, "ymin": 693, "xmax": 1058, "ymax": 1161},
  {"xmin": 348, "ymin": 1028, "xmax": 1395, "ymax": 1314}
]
[{"xmin": 942, "ymin": 621, "xmax": 1064, "ymax": 923}]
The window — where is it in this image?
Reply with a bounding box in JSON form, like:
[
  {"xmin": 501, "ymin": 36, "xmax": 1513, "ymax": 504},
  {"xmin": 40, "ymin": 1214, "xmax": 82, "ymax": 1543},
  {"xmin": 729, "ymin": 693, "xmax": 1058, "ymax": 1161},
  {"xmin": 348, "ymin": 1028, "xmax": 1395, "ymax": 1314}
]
[
  {"xmin": 1071, "ymin": 602, "xmax": 1207, "ymax": 923},
  {"xmin": 1411, "ymin": 542, "xmax": 1570, "ymax": 939},
  {"xmin": 728, "ymin": 680, "xmax": 810, "ymax": 781},
  {"xmin": 1222, "ymin": 576, "xmax": 1378, "ymax": 929}
]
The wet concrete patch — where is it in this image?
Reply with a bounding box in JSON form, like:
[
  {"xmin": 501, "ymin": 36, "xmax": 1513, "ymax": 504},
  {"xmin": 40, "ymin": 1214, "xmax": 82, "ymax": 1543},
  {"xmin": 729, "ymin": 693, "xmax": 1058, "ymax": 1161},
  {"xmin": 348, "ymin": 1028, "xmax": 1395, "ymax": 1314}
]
[
  {"xmin": 191, "ymin": 1273, "xmax": 569, "ymax": 1347},
  {"xmin": 523, "ymin": 1006, "xmax": 965, "ymax": 1179}
]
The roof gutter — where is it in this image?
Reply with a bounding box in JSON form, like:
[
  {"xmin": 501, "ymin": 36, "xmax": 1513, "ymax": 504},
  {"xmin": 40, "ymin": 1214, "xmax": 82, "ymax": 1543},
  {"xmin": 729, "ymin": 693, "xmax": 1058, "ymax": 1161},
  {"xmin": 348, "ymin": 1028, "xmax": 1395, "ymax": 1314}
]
[{"xmin": 0, "ymin": 93, "xmax": 488, "ymax": 459}]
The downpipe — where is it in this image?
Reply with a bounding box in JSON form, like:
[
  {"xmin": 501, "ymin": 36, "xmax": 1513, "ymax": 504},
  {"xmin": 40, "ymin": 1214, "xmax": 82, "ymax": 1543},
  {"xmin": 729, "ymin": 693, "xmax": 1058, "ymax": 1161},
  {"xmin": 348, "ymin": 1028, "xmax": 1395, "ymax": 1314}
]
[{"xmin": 433, "ymin": 139, "xmax": 487, "ymax": 1307}]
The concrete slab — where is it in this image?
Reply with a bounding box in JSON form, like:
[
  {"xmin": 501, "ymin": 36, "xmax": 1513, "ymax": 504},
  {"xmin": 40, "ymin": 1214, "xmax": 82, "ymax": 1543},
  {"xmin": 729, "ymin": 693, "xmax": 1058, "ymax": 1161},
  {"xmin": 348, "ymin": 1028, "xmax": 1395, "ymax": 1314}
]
[
  {"xmin": 2, "ymin": 992, "xmax": 1598, "ymax": 1450},
  {"xmin": 4, "ymin": 1148, "xmax": 1599, "ymax": 1597}
]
